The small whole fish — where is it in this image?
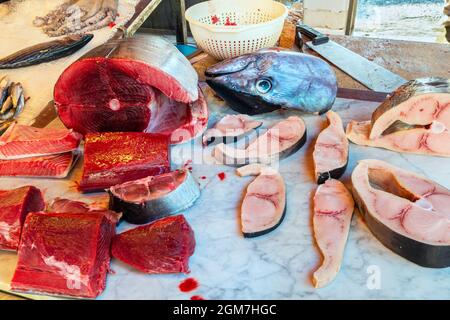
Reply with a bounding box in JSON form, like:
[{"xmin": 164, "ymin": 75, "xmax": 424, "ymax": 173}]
[
  {"xmin": 0, "ymin": 34, "xmax": 94, "ymax": 69},
  {"xmin": 205, "ymin": 49, "xmax": 337, "ymax": 115},
  {"xmin": 0, "ymin": 78, "xmax": 26, "ymax": 134}
]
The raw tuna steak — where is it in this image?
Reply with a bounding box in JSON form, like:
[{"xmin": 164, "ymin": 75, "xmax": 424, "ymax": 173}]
[
  {"xmin": 111, "ymin": 215, "xmax": 195, "ymax": 274},
  {"xmin": 313, "ymin": 179, "xmax": 354, "ymax": 288},
  {"xmin": 214, "ymin": 116, "xmax": 307, "ymax": 166},
  {"xmin": 237, "ymin": 164, "xmax": 286, "ymax": 238},
  {"xmin": 54, "ymin": 36, "xmax": 208, "ymax": 144},
  {"xmin": 0, "ymin": 152, "xmax": 78, "ymax": 178},
  {"xmin": 313, "ymin": 111, "xmax": 349, "ymax": 184},
  {"xmin": 109, "ymin": 169, "xmax": 200, "ymax": 225},
  {"xmin": 0, "ymin": 123, "xmax": 82, "ymax": 159},
  {"xmin": 0, "ymin": 186, "xmax": 45, "ymax": 251},
  {"xmin": 202, "ymin": 115, "xmax": 263, "ymax": 146},
  {"xmin": 347, "ymin": 78, "xmax": 450, "ymax": 157},
  {"xmin": 11, "ymin": 211, "xmax": 116, "ymax": 298},
  {"xmin": 352, "ymin": 159, "xmax": 450, "ymax": 268},
  {"xmin": 80, "ymin": 132, "xmax": 171, "ymax": 192}
]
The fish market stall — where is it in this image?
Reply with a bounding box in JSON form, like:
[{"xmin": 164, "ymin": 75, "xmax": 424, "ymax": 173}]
[{"xmin": 0, "ymin": 0, "xmax": 449, "ymax": 300}]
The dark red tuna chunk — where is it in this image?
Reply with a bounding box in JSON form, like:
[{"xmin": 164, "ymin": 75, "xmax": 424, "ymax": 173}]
[
  {"xmin": 80, "ymin": 132, "xmax": 171, "ymax": 192},
  {"xmin": 112, "ymin": 215, "xmax": 195, "ymax": 274},
  {"xmin": 11, "ymin": 212, "xmax": 116, "ymax": 299},
  {"xmin": 0, "ymin": 186, "xmax": 45, "ymax": 251}
]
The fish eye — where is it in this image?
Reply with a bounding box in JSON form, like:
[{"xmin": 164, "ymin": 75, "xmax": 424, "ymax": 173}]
[{"xmin": 256, "ymin": 79, "xmax": 272, "ymax": 94}]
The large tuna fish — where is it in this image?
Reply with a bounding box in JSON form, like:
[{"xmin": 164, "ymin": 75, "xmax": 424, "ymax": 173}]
[
  {"xmin": 352, "ymin": 159, "xmax": 450, "ymax": 268},
  {"xmin": 205, "ymin": 49, "xmax": 337, "ymax": 115},
  {"xmin": 347, "ymin": 78, "xmax": 450, "ymax": 157},
  {"xmin": 54, "ymin": 36, "xmax": 208, "ymax": 145}
]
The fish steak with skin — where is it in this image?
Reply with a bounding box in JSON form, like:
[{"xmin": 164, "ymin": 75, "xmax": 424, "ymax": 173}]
[
  {"xmin": 214, "ymin": 116, "xmax": 307, "ymax": 166},
  {"xmin": 347, "ymin": 78, "xmax": 450, "ymax": 157},
  {"xmin": 313, "ymin": 111, "xmax": 349, "ymax": 184},
  {"xmin": 202, "ymin": 114, "xmax": 263, "ymax": 146},
  {"xmin": 205, "ymin": 49, "xmax": 337, "ymax": 115},
  {"xmin": 109, "ymin": 169, "xmax": 201, "ymax": 225},
  {"xmin": 54, "ymin": 36, "xmax": 208, "ymax": 144},
  {"xmin": 352, "ymin": 159, "xmax": 450, "ymax": 268},
  {"xmin": 238, "ymin": 164, "xmax": 286, "ymax": 238},
  {"xmin": 313, "ymin": 179, "xmax": 354, "ymax": 288}
]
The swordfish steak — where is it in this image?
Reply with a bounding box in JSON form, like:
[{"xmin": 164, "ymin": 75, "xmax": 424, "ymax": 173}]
[
  {"xmin": 312, "ymin": 179, "xmax": 354, "ymax": 288},
  {"xmin": 11, "ymin": 211, "xmax": 117, "ymax": 299},
  {"xmin": 352, "ymin": 159, "xmax": 450, "ymax": 268},
  {"xmin": 0, "ymin": 186, "xmax": 45, "ymax": 251},
  {"xmin": 54, "ymin": 36, "xmax": 208, "ymax": 144},
  {"xmin": 0, "ymin": 123, "xmax": 82, "ymax": 159},
  {"xmin": 347, "ymin": 78, "xmax": 450, "ymax": 157}
]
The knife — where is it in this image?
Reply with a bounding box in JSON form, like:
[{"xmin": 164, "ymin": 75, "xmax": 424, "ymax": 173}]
[{"xmin": 297, "ymin": 24, "xmax": 408, "ymax": 93}]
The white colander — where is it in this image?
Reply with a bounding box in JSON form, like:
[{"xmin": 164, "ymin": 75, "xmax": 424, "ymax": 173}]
[{"xmin": 185, "ymin": 0, "xmax": 289, "ymax": 60}]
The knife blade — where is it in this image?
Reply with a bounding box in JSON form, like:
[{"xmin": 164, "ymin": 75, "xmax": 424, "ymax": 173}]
[{"xmin": 297, "ymin": 24, "xmax": 408, "ymax": 93}]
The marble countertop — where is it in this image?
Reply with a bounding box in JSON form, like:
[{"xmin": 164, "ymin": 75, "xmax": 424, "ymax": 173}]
[
  {"xmin": 1, "ymin": 88, "xmax": 449, "ymax": 300},
  {"xmin": 101, "ymin": 89, "xmax": 450, "ymax": 300}
]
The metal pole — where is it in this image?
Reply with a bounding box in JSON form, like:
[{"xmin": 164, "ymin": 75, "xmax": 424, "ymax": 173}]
[
  {"xmin": 176, "ymin": 0, "xmax": 188, "ymax": 44},
  {"xmin": 345, "ymin": 0, "xmax": 358, "ymax": 35}
]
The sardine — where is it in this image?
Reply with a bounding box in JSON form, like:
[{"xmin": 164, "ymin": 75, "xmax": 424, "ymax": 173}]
[
  {"xmin": 205, "ymin": 49, "xmax": 337, "ymax": 115},
  {"xmin": 0, "ymin": 34, "xmax": 94, "ymax": 69},
  {"xmin": 0, "ymin": 76, "xmax": 10, "ymax": 106},
  {"xmin": 0, "ymin": 96, "xmax": 12, "ymax": 115}
]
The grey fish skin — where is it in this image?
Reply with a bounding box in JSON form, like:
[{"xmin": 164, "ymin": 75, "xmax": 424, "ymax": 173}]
[
  {"xmin": 205, "ymin": 49, "xmax": 338, "ymax": 115},
  {"xmin": 371, "ymin": 77, "xmax": 450, "ymax": 129},
  {"xmin": 0, "ymin": 34, "xmax": 94, "ymax": 69},
  {"xmin": 0, "ymin": 76, "xmax": 10, "ymax": 107}
]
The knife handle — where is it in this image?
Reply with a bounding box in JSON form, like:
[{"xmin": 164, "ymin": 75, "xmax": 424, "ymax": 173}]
[{"xmin": 297, "ymin": 24, "xmax": 329, "ymax": 45}]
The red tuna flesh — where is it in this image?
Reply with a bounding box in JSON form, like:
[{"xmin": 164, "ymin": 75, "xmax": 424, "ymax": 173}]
[
  {"xmin": 11, "ymin": 212, "xmax": 116, "ymax": 299},
  {"xmin": 0, "ymin": 152, "xmax": 78, "ymax": 178},
  {"xmin": 54, "ymin": 37, "xmax": 208, "ymax": 144},
  {"xmin": 0, "ymin": 123, "xmax": 82, "ymax": 160},
  {"xmin": 80, "ymin": 132, "xmax": 171, "ymax": 192},
  {"xmin": 0, "ymin": 186, "xmax": 45, "ymax": 251},
  {"xmin": 48, "ymin": 198, "xmax": 122, "ymax": 222},
  {"xmin": 111, "ymin": 215, "xmax": 195, "ymax": 274}
]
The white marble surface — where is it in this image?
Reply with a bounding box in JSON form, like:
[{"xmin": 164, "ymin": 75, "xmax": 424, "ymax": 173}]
[
  {"xmin": 1, "ymin": 87, "xmax": 450, "ymax": 300},
  {"xmin": 102, "ymin": 89, "xmax": 450, "ymax": 300}
]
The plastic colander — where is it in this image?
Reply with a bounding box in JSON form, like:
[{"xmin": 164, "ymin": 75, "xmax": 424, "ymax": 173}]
[{"xmin": 185, "ymin": 0, "xmax": 289, "ymax": 60}]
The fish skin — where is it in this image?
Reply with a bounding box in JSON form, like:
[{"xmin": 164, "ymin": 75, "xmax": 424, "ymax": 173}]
[
  {"xmin": 0, "ymin": 76, "xmax": 10, "ymax": 107},
  {"xmin": 205, "ymin": 49, "xmax": 337, "ymax": 115},
  {"xmin": 0, "ymin": 34, "xmax": 94, "ymax": 69}
]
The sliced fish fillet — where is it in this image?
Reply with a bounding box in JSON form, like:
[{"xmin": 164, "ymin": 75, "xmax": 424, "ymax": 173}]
[
  {"xmin": 313, "ymin": 111, "xmax": 349, "ymax": 184},
  {"xmin": 0, "ymin": 123, "xmax": 82, "ymax": 159},
  {"xmin": 313, "ymin": 179, "xmax": 354, "ymax": 288},
  {"xmin": 0, "ymin": 152, "xmax": 78, "ymax": 178}
]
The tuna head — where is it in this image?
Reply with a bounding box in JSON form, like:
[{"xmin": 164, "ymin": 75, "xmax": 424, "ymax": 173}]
[{"xmin": 205, "ymin": 49, "xmax": 337, "ymax": 115}]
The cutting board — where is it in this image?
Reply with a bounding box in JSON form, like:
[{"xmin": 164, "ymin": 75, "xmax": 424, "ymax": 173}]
[{"xmin": 1, "ymin": 86, "xmax": 450, "ymax": 299}]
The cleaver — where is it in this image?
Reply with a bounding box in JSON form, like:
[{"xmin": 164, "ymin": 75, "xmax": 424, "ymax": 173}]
[{"xmin": 297, "ymin": 24, "xmax": 408, "ymax": 93}]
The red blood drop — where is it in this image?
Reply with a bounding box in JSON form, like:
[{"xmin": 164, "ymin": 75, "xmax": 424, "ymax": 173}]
[
  {"xmin": 211, "ymin": 15, "xmax": 219, "ymax": 24},
  {"xmin": 179, "ymin": 278, "xmax": 199, "ymax": 293},
  {"xmin": 191, "ymin": 295, "xmax": 205, "ymax": 300},
  {"xmin": 200, "ymin": 176, "xmax": 207, "ymax": 180},
  {"xmin": 225, "ymin": 17, "xmax": 237, "ymax": 26},
  {"xmin": 218, "ymin": 172, "xmax": 226, "ymax": 181},
  {"xmin": 108, "ymin": 22, "xmax": 116, "ymax": 28}
]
